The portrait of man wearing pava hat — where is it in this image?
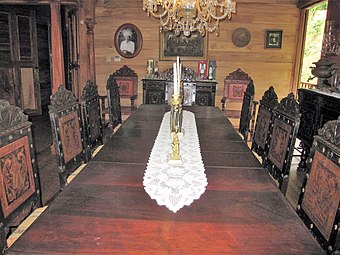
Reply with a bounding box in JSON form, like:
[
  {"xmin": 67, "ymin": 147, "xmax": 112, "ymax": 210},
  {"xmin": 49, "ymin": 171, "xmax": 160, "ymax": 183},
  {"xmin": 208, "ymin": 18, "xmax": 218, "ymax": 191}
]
[{"xmin": 120, "ymin": 28, "xmax": 135, "ymax": 55}]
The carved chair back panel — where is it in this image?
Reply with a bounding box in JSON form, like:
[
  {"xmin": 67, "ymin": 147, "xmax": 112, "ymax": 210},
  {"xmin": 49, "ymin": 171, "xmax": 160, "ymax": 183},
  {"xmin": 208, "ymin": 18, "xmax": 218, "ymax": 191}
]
[
  {"xmin": 107, "ymin": 77, "xmax": 122, "ymax": 128},
  {"xmin": 81, "ymin": 80, "xmax": 103, "ymax": 149},
  {"xmin": 223, "ymin": 68, "xmax": 252, "ymax": 101},
  {"xmin": 251, "ymin": 86, "xmax": 278, "ymax": 159},
  {"xmin": 263, "ymin": 93, "xmax": 301, "ymax": 193},
  {"xmin": 239, "ymin": 81, "xmax": 254, "ymax": 141},
  {"xmin": 297, "ymin": 117, "xmax": 340, "ymax": 253},
  {"xmin": 86, "ymin": 99, "xmax": 102, "ymax": 143},
  {"xmin": 49, "ymin": 85, "xmax": 84, "ymax": 188},
  {"xmin": 0, "ymin": 100, "xmax": 41, "ymax": 253}
]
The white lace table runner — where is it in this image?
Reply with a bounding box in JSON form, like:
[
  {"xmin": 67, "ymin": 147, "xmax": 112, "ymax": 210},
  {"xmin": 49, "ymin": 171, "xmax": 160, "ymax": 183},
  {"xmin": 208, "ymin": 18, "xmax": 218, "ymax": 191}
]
[{"xmin": 143, "ymin": 110, "xmax": 207, "ymax": 213}]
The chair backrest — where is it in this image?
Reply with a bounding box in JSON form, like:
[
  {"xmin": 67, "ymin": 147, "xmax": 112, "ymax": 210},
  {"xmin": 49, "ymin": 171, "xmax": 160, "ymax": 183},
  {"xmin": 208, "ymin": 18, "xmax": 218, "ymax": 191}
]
[
  {"xmin": 221, "ymin": 68, "xmax": 252, "ymax": 114},
  {"xmin": 0, "ymin": 100, "xmax": 41, "ymax": 253},
  {"xmin": 263, "ymin": 92, "xmax": 301, "ymax": 194},
  {"xmin": 110, "ymin": 65, "xmax": 138, "ymax": 109},
  {"xmin": 106, "ymin": 75, "xmax": 122, "ymax": 129},
  {"xmin": 297, "ymin": 117, "xmax": 340, "ymax": 254},
  {"xmin": 81, "ymin": 80, "xmax": 103, "ymax": 161},
  {"xmin": 49, "ymin": 85, "xmax": 84, "ymax": 189},
  {"xmin": 239, "ymin": 80, "xmax": 255, "ymax": 142},
  {"xmin": 251, "ymin": 86, "xmax": 278, "ymax": 160}
]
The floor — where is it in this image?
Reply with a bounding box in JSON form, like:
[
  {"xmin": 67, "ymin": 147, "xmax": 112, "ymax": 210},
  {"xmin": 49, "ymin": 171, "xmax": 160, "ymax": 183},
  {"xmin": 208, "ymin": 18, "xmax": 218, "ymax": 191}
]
[{"xmin": 6, "ymin": 108, "xmax": 306, "ymax": 248}]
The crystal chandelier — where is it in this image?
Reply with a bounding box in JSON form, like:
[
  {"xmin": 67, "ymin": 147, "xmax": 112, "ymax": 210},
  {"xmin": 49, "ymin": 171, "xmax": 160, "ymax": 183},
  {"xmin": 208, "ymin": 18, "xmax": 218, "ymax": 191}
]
[{"xmin": 143, "ymin": 0, "xmax": 237, "ymax": 36}]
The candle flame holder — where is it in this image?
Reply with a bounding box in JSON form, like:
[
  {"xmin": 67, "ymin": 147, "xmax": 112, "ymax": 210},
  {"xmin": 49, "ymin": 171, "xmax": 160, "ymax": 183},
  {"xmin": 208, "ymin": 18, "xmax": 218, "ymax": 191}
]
[{"xmin": 168, "ymin": 94, "xmax": 184, "ymax": 164}]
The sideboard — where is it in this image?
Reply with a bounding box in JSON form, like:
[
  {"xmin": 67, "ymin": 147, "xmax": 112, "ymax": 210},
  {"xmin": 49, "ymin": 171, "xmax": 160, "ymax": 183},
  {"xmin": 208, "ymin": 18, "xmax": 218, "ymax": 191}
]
[
  {"xmin": 142, "ymin": 66, "xmax": 217, "ymax": 106},
  {"xmin": 297, "ymin": 88, "xmax": 340, "ymax": 171}
]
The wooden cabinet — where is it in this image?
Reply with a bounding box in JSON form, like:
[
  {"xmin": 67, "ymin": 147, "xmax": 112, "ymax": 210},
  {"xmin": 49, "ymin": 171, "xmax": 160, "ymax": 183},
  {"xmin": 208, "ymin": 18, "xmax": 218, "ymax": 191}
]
[
  {"xmin": 142, "ymin": 78, "xmax": 166, "ymax": 105},
  {"xmin": 142, "ymin": 79, "xmax": 216, "ymax": 106},
  {"xmin": 297, "ymin": 88, "xmax": 340, "ymax": 171},
  {"xmin": 142, "ymin": 66, "xmax": 216, "ymax": 106}
]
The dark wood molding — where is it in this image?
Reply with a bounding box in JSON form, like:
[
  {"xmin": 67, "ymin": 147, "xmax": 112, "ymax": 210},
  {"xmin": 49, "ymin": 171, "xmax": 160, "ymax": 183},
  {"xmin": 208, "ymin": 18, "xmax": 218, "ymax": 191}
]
[{"xmin": 297, "ymin": 0, "xmax": 323, "ymax": 9}]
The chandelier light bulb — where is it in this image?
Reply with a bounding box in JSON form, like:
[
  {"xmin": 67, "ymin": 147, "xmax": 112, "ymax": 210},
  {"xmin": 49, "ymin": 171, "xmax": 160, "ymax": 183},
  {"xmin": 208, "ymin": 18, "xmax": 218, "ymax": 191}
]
[{"xmin": 143, "ymin": 0, "xmax": 236, "ymax": 36}]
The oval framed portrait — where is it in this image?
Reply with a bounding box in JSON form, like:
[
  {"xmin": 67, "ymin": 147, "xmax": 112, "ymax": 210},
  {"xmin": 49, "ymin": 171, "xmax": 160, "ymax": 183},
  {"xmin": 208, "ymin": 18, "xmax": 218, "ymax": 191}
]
[{"xmin": 114, "ymin": 23, "xmax": 143, "ymax": 58}]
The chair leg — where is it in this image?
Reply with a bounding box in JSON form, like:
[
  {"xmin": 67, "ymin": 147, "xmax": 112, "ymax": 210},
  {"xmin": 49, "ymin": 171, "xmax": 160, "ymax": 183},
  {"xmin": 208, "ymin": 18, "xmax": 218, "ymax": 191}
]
[{"xmin": 279, "ymin": 175, "xmax": 289, "ymax": 195}]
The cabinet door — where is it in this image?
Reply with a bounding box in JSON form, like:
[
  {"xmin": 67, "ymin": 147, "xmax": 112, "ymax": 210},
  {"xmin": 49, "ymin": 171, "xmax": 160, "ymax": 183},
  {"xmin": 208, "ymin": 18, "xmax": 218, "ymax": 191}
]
[
  {"xmin": 143, "ymin": 80, "xmax": 165, "ymax": 104},
  {"xmin": 196, "ymin": 82, "xmax": 216, "ymax": 106}
]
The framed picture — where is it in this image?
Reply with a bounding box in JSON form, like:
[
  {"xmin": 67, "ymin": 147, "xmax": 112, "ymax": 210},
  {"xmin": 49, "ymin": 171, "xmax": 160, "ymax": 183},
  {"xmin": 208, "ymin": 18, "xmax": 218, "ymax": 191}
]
[
  {"xmin": 265, "ymin": 30, "xmax": 283, "ymax": 49},
  {"xmin": 114, "ymin": 23, "xmax": 143, "ymax": 58},
  {"xmin": 160, "ymin": 30, "xmax": 208, "ymax": 60},
  {"xmin": 197, "ymin": 60, "xmax": 208, "ymax": 79}
]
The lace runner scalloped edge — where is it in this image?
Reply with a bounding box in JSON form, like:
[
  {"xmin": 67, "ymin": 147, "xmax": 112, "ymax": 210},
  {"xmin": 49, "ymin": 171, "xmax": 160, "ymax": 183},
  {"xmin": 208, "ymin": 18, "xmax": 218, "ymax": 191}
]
[{"xmin": 143, "ymin": 110, "xmax": 207, "ymax": 213}]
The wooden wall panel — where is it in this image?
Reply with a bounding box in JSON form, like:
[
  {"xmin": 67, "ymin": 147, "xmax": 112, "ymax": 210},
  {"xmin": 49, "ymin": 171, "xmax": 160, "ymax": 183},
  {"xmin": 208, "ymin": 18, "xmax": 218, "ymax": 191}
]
[{"xmin": 94, "ymin": 0, "xmax": 300, "ymax": 108}]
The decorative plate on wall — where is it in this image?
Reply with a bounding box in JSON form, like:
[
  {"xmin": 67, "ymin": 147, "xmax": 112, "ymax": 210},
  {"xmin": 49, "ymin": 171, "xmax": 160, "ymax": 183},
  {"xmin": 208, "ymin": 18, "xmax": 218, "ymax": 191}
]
[{"xmin": 232, "ymin": 27, "xmax": 251, "ymax": 47}]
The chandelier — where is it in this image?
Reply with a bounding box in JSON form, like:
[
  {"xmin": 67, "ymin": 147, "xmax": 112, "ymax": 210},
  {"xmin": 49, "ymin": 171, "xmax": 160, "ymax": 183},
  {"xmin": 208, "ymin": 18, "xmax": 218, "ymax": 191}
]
[{"xmin": 143, "ymin": 0, "xmax": 237, "ymax": 36}]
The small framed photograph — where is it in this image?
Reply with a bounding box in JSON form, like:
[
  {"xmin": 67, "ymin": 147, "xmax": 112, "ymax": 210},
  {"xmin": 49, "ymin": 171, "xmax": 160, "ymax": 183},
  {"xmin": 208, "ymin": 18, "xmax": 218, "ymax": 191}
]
[
  {"xmin": 265, "ymin": 30, "xmax": 283, "ymax": 49},
  {"xmin": 114, "ymin": 23, "xmax": 143, "ymax": 58}
]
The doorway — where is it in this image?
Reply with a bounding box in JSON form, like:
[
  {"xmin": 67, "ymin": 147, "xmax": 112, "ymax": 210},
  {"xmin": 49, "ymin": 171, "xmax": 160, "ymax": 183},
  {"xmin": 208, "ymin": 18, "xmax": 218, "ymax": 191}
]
[{"xmin": 298, "ymin": 1, "xmax": 328, "ymax": 88}]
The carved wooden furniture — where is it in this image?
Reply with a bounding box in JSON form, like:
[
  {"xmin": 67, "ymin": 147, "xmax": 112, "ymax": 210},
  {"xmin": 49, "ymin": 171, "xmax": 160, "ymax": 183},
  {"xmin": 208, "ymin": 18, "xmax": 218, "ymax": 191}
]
[
  {"xmin": 297, "ymin": 117, "xmax": 340, "ymax": 254},
  {"xmin": 297, "ymin": 88, "xmax": 340, "ymax": 171},
  {"xmin": 106, "ymin": 75, "xmax": 122, "ymax": 129},
  {"xmin": 142, "ymin": 67, "xmax": 217, "ymax": 106},
  {"xmin": 239, "ymin": 80, "xmax": 255, "ymax": 142},
  {"xmin": 7, "ymin": 105, "xmax": 325, "ymax": 255},
  {"xmin": 263, "ymin": 93, "xmax": 301, "ymax": 194},
  {"xmin": 110, "ymin": 65, "xmax": 138, "ymax": 109},
  {"xmin": 81, "ymin": 81, "xmax": 103, "ymax": 162},
  {"xmin": 221, "ymin": 68, "xmax": 252, "ymax": 116},
  {"xmin": 251, "ymin": 86, "xmax": 279, "ymax": 161},
  {"xmin": 0, "ymin": 100, "xmax": 41, "ymax": 254},
  {"xmin": 49, "ymin": 85, "xmax": 84, "ymax": 189}
]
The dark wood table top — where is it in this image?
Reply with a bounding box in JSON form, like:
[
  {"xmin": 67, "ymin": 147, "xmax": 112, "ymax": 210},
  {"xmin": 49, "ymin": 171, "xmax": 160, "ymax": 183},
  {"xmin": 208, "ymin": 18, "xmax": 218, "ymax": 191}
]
[{"xmin": 8, "ymin": 105, "xmax": 324, "ymax": 254}]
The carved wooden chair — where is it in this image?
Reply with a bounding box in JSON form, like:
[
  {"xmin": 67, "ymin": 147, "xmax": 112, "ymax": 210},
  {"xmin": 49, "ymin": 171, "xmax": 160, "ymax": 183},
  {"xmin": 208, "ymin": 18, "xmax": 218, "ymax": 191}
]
[
  {"xmin": 49, "ymin": 85, "xmax": 85, "ymax": 189},
  {"xmin": 239, "ymin": 80, "xmax": 255, "ymax": 142},
  {"xmin": 80, "ymin": 80, "xmax": 103, "ymax": 161},
  {"xmin": 0, "ymin": 100, "xmax": 41, "ymax": 254},
  {"xmin": 221, "ymin": 68, "xmax": 252, "ymax": 116},
  {"xmin": 110, "ymin": 65, "xmax": 138, "ymax": 109},
  {"xmin": 296, "ymin": 117, "xmax": 340, "ymax": 254},
  {"xmin": 106, "ymin": 75, "xmax": 122, "ymax": 129},
  {"xmin": 251, "ymin": 86, "xmax": 279, "ymax": 161},
  {"xmin": 263, "ymin": 93, "xmax": 301, "ymax": 194}
]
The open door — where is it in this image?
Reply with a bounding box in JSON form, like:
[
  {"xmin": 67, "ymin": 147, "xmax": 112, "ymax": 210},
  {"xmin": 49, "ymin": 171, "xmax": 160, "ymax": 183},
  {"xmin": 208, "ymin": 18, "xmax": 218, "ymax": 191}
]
[
  {"xmin": 0, "ymin": 7, "xmax": 42, "ymax": 115},
  {"xmin": 62, "ymin": 6, "xmax": 79, "ymax": 94}
]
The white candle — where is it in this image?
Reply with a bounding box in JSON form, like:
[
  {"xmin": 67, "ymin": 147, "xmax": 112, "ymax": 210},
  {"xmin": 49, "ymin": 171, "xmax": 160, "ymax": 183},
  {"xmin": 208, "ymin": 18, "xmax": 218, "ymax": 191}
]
[{"xmin": 173, "ymin": 62, "xmax": 178, "ymax": 95}]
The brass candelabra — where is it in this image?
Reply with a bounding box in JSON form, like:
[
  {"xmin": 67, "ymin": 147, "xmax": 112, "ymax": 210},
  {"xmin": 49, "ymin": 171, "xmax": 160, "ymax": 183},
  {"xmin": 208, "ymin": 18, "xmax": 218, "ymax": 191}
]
[{"xmin": 169, "ymin": 94, "xmax": 183, "ymax": 162}]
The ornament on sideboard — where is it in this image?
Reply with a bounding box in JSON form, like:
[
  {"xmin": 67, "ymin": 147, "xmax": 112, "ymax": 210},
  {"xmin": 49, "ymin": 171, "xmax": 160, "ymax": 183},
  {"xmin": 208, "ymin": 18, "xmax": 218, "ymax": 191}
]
[
  {"xmin": 309, "ymin": 57, "xmax": 338, "ymax": 92},
  {"xmin": 154, "ymin": 61, "xmax": 159, "ymax": 78},
  {"xmin": 146, "ymin": 59, "xmax": 154, "ymax": 78},
  {"xmin": 322, "ymin": 21, "xmax": 340, "ymax": 57}
]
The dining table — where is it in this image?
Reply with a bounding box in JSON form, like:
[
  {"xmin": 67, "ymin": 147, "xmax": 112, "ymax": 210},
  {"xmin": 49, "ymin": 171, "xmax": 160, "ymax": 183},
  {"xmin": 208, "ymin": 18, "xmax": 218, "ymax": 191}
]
[{"xmin": 7, "ymin": 104, "xmax": 324, "ymax": 254}]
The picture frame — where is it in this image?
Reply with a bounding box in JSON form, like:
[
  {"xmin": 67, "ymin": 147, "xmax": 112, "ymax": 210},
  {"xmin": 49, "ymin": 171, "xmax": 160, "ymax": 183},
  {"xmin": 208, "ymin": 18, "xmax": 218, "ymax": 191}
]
[
  {"xmin": 265, "ymin": 30, "xmax": 283, "ymax": 49},
  {"xmin": 197, "ymin": 60, "xmax": 208, "ymax": 79},
  {"xmin": 160, "ymin": 30, "xmax": 208, "ymax": 60},
  {"xmin": 114, "ymin": 23, "xmax": 143, "ymax": 58}
]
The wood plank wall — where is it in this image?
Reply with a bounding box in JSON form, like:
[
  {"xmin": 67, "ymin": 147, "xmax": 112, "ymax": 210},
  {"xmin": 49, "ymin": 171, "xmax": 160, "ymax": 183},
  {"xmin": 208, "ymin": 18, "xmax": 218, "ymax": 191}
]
[{"xmin": 94, "ymin": 0, "xmax": 300, "ymax": 109}]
